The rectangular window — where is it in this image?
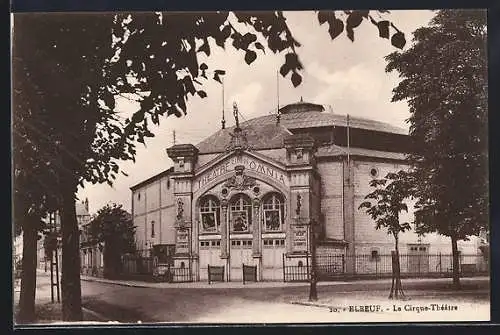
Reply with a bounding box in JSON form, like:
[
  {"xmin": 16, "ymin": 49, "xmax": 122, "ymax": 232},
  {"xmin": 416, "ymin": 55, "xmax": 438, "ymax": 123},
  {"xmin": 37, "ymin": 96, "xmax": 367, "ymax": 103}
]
[
  {"xmin": 264, "ymin": 210, "xmax": 281, "ymax": 231},
  {"xmin": 231, "ymin": 211, "xmax": 249, "ymax": 232},
  {"xmin": 201, "ymin": 212, "xmax": 217, "ymax": 232},
  {"xmin": 151, "ymin": 222, "xmax": 155, "ymax": 238}
]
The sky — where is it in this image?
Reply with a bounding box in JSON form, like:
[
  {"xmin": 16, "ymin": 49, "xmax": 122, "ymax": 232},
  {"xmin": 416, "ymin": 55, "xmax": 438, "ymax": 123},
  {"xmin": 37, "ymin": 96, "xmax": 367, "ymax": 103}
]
[{"xmin": 77, "ymin": 10, "xmax": 436, "ymax": 214}]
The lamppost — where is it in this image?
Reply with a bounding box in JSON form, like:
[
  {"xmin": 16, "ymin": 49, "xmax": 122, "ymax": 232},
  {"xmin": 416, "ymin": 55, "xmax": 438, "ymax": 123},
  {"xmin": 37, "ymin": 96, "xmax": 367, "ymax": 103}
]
[{"xmin": 309, "ymin": 219, "xmax": 318, "ymax": 302}]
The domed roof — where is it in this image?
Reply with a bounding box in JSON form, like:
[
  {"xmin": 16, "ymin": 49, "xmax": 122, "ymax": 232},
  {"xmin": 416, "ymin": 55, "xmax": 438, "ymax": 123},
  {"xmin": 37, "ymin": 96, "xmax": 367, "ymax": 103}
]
[
  {"xmin": 196, "ymin": 101, "xmax": 407, "ymax": 154},
  {"xmin": 278, "ymin": 99, "xmax": 324, "ymax": 114},
  {"xmin": 196, "ymin": 121, "xmax": 292, "ymax": 154}
]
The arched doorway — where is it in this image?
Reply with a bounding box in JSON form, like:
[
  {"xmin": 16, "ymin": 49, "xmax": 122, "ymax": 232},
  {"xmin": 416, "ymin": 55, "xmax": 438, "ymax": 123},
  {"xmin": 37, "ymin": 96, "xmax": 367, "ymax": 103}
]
[{"xmin": 228, "ymin": 193, "xmax": 254, "ymax": 281}]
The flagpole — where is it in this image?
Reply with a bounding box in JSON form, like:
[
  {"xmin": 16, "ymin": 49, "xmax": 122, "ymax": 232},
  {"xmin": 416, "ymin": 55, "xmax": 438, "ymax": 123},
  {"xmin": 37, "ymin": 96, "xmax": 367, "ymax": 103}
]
[
  {"xmin": 347, "ymin": 114, "xmax": 350, "ymax": 165},
  {"xmin": 276, "ymin": 70, "xmax": 280, "ymax": 123},
  {"xmin": 221, "ymin": 76, "xmax": 226, "ymax": 129}
]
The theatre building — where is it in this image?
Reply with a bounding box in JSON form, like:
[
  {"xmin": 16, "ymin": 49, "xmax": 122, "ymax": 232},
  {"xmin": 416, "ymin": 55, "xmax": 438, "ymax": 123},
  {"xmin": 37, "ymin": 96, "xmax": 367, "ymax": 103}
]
[{"xmin": 130, "ymin": 100, "xmax": 486, "ymax": 282}]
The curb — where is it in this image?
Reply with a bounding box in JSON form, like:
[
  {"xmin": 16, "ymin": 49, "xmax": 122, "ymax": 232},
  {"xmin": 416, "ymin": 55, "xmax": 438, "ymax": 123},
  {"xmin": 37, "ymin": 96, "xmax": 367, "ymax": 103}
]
[
  {"xmin": 80, "ymin": 276, "xmax": 490, "ymax": 290},
  {"xmin": 81, "ymin": 277, "xmax": 149, "ymax": 289},
  {"xmin": 82, "ymin": 307, "xmax": 108, "ymax": 322},
  {"xmin": 291, "ymin": 301, "xmax": 335, "ymax": 309}
]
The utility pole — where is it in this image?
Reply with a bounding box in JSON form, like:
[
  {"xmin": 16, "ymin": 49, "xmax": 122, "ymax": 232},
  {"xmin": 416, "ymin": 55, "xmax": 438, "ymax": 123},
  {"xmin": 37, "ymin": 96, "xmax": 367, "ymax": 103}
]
[
  {"xmin": 309, "ymin": 219, "xmax": 318, "ymax": 301},
  {"xmin": 297, "ymin": 191, "xmax": 317, "ymax": 302}
]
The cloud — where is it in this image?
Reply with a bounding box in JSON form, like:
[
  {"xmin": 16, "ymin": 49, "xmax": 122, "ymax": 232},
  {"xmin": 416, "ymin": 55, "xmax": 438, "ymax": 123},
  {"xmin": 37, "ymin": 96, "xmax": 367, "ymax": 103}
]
[
  {"xmin": 308, "ymin": 61, "xmax": 384, "ymax": 102},
  {"xmin": 227, "ymin": 82, "xmax": 263, "ymax": 119}
]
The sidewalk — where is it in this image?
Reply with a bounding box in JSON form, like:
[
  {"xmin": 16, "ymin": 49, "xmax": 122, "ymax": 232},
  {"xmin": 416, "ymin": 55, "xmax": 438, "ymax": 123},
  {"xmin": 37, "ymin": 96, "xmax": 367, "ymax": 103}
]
[
  {"xmin": 80, "ymin": 274, "xmax": 489, "ymax": 290},
  {"xmin": 14, "ymin": 269, "xmax": 108, "ymax": 324}
]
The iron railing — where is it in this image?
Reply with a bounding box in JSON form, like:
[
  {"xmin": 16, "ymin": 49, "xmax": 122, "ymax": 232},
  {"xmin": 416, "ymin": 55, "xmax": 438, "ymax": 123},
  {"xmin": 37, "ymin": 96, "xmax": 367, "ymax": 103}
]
[
  {"xmin": 170, "ymin": 267, "xmax": 193, "ymax": 283},
  {"xmin": 283, "ymin": 253, "xmax": 489, "ymax": 282}
]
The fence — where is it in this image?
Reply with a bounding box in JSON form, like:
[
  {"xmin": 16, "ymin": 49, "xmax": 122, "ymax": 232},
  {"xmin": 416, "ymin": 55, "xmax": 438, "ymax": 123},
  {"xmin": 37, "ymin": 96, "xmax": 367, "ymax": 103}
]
[
  {"xmin": 122, "ymin": 253, "xmax": 154, "ymax": 275},
  {"xmin": 283, "ymin": 253, "xmax": 489, "ymax": 282},
  {"xmin": 121, "ymin": 249, "xmax": 192, "ymax": 282},
  {"xmin": 170, "ymin": 266, "xmax": 193, "ymax": 283}
]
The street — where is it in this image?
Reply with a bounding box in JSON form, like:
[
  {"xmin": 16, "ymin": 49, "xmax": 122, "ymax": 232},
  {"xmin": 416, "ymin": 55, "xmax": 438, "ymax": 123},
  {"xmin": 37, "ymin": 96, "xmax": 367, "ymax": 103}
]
[
  {"xmin": 79, "ymin": 277, "xmax": 490, "ymax": 323},
  {"xmin": 14, "ymin": 270, "xmax": 490, "ymax": 324}
]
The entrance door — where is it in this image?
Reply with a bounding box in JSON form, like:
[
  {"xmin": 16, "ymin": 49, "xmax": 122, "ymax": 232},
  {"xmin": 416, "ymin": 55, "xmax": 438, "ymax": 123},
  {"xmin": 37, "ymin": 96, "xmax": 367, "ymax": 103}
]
[
  {"xmin": 262, "ymin": 238, "xmax": 286, "ymax": 280},
  {"xmin": 408, "ymin": 244, "xmax": 430, "ymax": 275},
  {"xmin": 229, "ymin": 239, "xmax": 253, "ymax": 281},
  {"xmin": 199, "ymin": 239, "xmax": 222, "ymax": 281}
]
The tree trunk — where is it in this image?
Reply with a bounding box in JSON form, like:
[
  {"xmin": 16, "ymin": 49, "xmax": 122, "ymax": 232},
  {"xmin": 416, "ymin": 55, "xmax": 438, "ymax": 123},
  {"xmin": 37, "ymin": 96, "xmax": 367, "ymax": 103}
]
[
  {"xmin": 389, "ymin": 234, "xmax": 406, "ymax": 300},
  {"xmin": 60, "ymin": 184, "xmax": 83, "ymax": 321},
  {"xmin": 18, "ymin": 222, "xmax": 38, "ymax": 323},
  {"xmin": 451, "ymin": 234, "xmax": 461, "ymax": 289},
  {"xmin": 103, "ymin": 245, "xmax": 117, "ymax": 279}
]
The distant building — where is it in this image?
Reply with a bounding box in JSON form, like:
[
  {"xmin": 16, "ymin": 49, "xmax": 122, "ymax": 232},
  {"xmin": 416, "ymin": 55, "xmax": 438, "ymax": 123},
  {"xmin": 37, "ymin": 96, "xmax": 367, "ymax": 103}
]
[
  {"xmin": 14, "ymin": 234, "xmax": 23, "ymax": 266},
  {"xmin": 130, "ymin": 100, "xmax": 485, "ymax": 281},
  {"xmin": 35, "ymin": 199, "xmax": 92, "ymax": 272},
  {"xmin": 77, "ymin": 199, "xmax": 106, "ymax": 277}
]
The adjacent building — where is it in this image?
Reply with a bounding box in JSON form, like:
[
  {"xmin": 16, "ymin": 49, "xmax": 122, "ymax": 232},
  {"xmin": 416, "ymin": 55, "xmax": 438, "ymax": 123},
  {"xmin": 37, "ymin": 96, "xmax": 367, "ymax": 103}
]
[
  {"xmin": 130, "ymin": 100, "xmax": 485, "ymax": 281},
  {"xmin": 34, "ymin": 199, "xmax": 92, "ymax": 273}
]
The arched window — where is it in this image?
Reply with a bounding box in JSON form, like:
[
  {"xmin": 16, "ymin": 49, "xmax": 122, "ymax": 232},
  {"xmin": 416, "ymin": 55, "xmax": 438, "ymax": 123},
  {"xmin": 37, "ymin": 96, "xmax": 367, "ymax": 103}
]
[
  {"xmin": 230, "ymin": 194, "xmax": 252, "ymax": 233},
  {"xmin": 199, "ymin": 195, "xmax": 220, "ymax": 233},
  {"xmin": 263, "ymin": 192, "xmax": 285, "ymax": 231}
]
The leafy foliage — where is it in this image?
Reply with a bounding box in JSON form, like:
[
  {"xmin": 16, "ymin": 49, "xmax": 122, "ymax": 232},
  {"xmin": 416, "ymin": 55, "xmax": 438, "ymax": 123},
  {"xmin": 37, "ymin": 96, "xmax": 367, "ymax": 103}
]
[
  {"xmin": 359, "ymin": 170, "xmax": 414, "ymax": 247},
  {"xmin": 43, "ymin": 231, "xmax": 59, "ymax": 257},
  {"xmin": 12, "ymin": 50, "xmax": 59, "ymax": 235},
  {"xmin": 86, "ymin": 203, "xmax": 136, "ymax": 254},
  {"xmin": 385, "ymin": 10, "xmax": 488, "ymax": 241},
  {"xmin": 318, "ymin": 10, "xmax": 405, "ymax": 47}
]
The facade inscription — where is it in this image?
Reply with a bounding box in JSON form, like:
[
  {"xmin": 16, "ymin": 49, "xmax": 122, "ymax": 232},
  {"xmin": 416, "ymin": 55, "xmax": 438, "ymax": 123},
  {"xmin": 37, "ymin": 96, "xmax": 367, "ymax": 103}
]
[{"xmin": 195, "ymin": 156, "xmax": 287, "ymax": 191}]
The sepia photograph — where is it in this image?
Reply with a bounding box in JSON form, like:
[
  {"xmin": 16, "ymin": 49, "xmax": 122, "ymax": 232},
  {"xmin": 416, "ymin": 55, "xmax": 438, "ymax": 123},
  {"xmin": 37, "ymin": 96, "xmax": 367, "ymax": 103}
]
[{"xmin": 11, "ymin": 8, "xmax": 489, "ymax": 325}]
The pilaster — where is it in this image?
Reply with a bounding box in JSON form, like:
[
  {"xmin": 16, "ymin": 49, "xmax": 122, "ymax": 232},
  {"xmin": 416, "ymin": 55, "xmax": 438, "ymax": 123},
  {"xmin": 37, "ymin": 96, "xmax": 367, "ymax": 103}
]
[
  {"xmin": 343, "ymin": 158, "xmax": 356, "ymax": 274},
  {"xmin": 252, "ymin": 197, "xmax": 261, "ymax": 257},
  {"xmin": 220, "ymin": 199, "xmax": 229, "ymax": 259},
  {"xmin": 166, "ymin": 144, "xmax": 198, "ymax": 258},
  {"xmin": 284, "ymin": 133, "xmax": 317, "ymax": 256}
]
